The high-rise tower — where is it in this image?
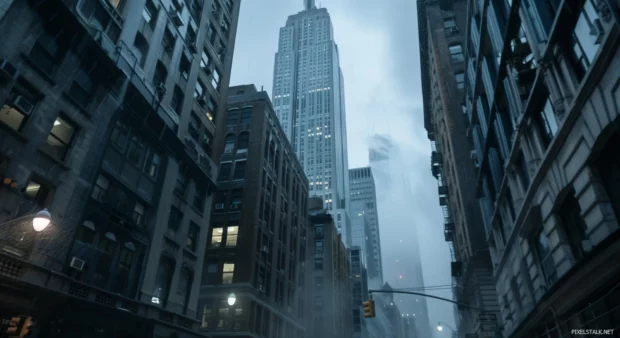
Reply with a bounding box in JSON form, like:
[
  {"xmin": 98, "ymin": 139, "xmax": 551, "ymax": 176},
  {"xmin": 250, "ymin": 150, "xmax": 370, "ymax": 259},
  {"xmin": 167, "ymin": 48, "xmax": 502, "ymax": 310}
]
[{"xmin": 272, "ymin": 3, "xmax": 351, "ymax": 245}]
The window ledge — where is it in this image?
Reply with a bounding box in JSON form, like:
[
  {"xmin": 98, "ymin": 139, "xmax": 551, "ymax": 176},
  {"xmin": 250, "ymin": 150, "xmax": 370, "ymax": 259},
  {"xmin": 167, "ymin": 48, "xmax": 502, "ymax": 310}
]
[
  {"xmin": 0, "ymin": 122, "xmax": 28, "ymax": 143},
  {"xmin": 37, "ymin": 149, "xmax": 70, "ymax": 170},
  {"xmin": 20, "ymin": 53, "xmax": 56, "ymax": 86},
  {"xmin": 62, "ymin": 92, "xmax": 90, "ymax": 117}
]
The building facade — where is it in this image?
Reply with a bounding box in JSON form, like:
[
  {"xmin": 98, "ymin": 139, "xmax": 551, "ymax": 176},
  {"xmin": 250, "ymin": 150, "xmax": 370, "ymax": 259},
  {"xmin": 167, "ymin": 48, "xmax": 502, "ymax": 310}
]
[
  {"xmin": 461, "ymin": 0, "xmax": 620, "ymax": 337},
  {"xmin": 271, "ymin": 0, "xmax": 351, "ymax": 246},
  {"xmin": 306, "ymin": 197, "xmax": 353, "ymax": 338},
  {"xmin": 417, "ymin": 0, "xmax": 501, "ymax": 336},
  {"xmin": 349, "ymin": 167, "xmax": 383, "ymax": 288},
  {"xmin": 0, "ymin": 0, "xmax": 239, "ymax": 336},
  {"xmin": 199, "ymin": 85, "xmax": 309, "ymax": 338},
  {"xmin": 350, "ymin": 246, "xmax": 369, "ymax": 338}
]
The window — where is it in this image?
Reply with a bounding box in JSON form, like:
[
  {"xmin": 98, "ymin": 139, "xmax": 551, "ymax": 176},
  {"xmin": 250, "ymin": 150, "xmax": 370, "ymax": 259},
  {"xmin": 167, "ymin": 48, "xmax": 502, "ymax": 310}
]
[
  {"xmin": 535, "ymin": 229, "xmax": 557, "ymax": 284},
  {"xmin": 186, "ymin": 25, "xmax": 197, "ymax": 44},
  {"xmin": 127, "ymin": 135, "xmax": 146, "ymax": 167},
  {"xmin": 202, "ymin": 129, "xmax": 213, "ymax": 153},
  {"xmin": 163, "ymin": 28, "xmax": 175, "ymax": 55},
  {"xmin": 43, "ymin": 116, "xmax": 77, "ymax": 161},
  {"xmin": 230, "ymin": 189, "xmax": 242, "ymax": 210},
  {"xmin": 153, "ymin": 257, "xmax": 174, "ymax": 306},
  {"xmin": 178, "ymin": 268, "xmax": 192, "ymax": 310},
  {"xmin": 223, "ymin": 134, "xmax": 235, "ymax": 154},
  {"xmin": 189, "ymin": 112, "xmax": 200, "ymax": 139},
  {"xmin": 538, "ymin": 99, "xmax": 558, "ymax": 146},
  {"xmin": 179, "ymin": 54, "xmax": 191, "ymax": 80},
  {"xmin": 166, "ymin": 207, "xmax": 183, "ymax": 238},
  {"xmin": 233, "ymin": 160, "xmax": 246, "ymax": 180},
  {"xmin": 193, "ymin": 184, "xmax": 206, "ymax": 211},
  {"xmin": 170, "ymin": 86, "xmax": 184, "ymax": 115},
  {"xmin": 133, "ymin": 33, "xmax": 149, "ymax": 67},
  {"xmin": 204, "ymin": 262, "xmax": 218, "ymax": 284},
  {"xmin": 315, "ymin": 225, "xmax": 323, "ymax": 237},
  {"xmin": 143, "ymin": 0, "xmax": 158, "ymax": 29},
  {"xmin": 314, "ymin": 257, "xmax": 323, "ymax": 270},
  {"xmin": 24, "ymin": 178, "xmax": 49, "ymax": 207},
  {"xmin": 91, "ymin": 174, "xmax": 109, "ymax": 201},
  {"xmin": 559, "ymin": 192, "xmax": 588, "ymax": 261},
  {"xmin": 68, "ymin": 55, "xmax": 97, "ymax": 108},
  {"xmin": 0, "ymin": 93, "xmax": 34, "ymax": 132},
  {"xmin": 153, "ymin": 61, "xmax": 168, "ymax": 87},
  {"xmin": 211, "ymin": 227, "xmax": 223, "ymax": 246},
  {"xmin": 200, "ymin": 50, "xmax": 210, "ymax": 69},
  {"xmin": 76, "ymin": 221, "xmax": 96, "ymax": 244},
  {"xmin": 443, "ymin": 17, "xmax": 457, "ymax": 29},
  {"xmin": 110, "ymin": 120, "xmax": 129, "ymax": 150},
  {"xmin": 315, "ymin": 240, "xmax": 323, "ymax": 254},
  {"xmin": 516, "ymin": 152, "xmax": 530, "ymax": 190},
  {"xmin": 28, "ymin": 15, "xmax": 72, "ymax": 75},
  {"xmin": 145, "ymin": 150, "xmax": 161, "ymax": 179},
  {"xmin": 222, "ymin": 263, "xmax": 235, "ymax": 284},
  {"xmin": 175, "ymin": 169, "xmax": 188, "ymax": 197},
  {"xmin": 133, "ymin": 202, "xmax": 145, "ymax": 226},
  {"xmin": 114, "ymin": 245, "xmax": 134, "ymax": 293},
  {"xmin": 187, "ymin": 222, "xmax": 199, "ymax": 251},
  {"xmin": 227, "ymin": 110, "xmax": 239, "ymax": 126},
  {"xmin": 212, "ymin": 69, "xmax": 220, "ymax": 89},
  {"xmin": 449, "ymin": 44, "xmax": 464, "ymax": 62},
  {"xmin": 99, "ymin": 233, "xmax": 116, "ymax": 256},
  {"xmin": 195, "ymin": 80, "xmax": 206, "ymax": 99},
  {"xmin": 570, "ymin": 0, "xmax": 602, "ymax": 79},
  {"xmin": 218, "ymin": 162, "xmax": 232, "ymax": 182},
  {"xmin": 240, "ymin": 108, "xmax": 252, "ymax": 124},
  {"xmin": 226, "ymin": 226, "xmax": 238, "ymax": 246},
  {"xmin": 455, "ymin": 72, "xmax": 465, "ymax": 89},
  {"xmin": 237, "ymin": 132, "xmax": 249, "ymax": 153}
]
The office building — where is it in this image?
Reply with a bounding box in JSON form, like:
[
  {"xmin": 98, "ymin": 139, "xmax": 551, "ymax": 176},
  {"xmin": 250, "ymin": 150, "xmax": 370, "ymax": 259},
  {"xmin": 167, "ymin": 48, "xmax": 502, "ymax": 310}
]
[
  {"xmin": 417, "ymin": 0, "xmax": 500, "ymax": 336},
  {"xmin": 199, "ymin": 85, "xmax": 309, "ymax": 338},
  {"xmin": 368, "ymin": 134, "xmax": 432, "ymax": 338},
  {"xmin": 271, "ymin": 0, "xmax": 351, "ymax": 246},
  {"xmin": 349, "ymin": 167, "xmax": 383, "ymax": 288},
  {"xmin": 372, "ymin": 282, "xmax": 404, "ymax": 338},
  {"xmin": 306, "ymin": 197, "xmax": 353, "ymax": 338},
  {"xmin": 461, "ymin": 0, "xmax": 620, "ymax": 337},
  {"xmin": 350, "ymin": 246, "xmax": 369, "ymax": 338},
  {"xmin": 0, "ymin": 0, "xmax": 239, "ymax": 336}
]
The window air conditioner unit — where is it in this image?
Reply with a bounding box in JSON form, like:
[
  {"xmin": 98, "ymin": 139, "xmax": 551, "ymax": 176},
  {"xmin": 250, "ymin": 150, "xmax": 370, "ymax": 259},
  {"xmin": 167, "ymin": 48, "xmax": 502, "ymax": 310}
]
[
  {"xmin": 170, "ymin": 9, "xmax": 184, "ymax": 27},
  {"xmin": 215, "ymin": 203, "xmax": 225, "ymax": 210},
  {"xmin": 188, "ymin": 42, "xmax": 198, "ymax": 54},
  {"xmin": 591, "ymin": 19, "xmax": 605, "ymax": 44},
  {"xmin": 13, "ymin": 96, "xmax": 34, "ymax": 115},
  {"xmin": 0, "ymin": 59, "xmax": 18, "ymax": 81},
  {"xmin": 70, "ymin": 257, "xmax": 86, "ymax": 271}
]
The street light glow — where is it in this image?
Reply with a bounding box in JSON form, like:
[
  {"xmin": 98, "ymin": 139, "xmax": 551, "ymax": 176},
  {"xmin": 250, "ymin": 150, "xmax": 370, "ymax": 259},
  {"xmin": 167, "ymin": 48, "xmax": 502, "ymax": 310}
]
[
  {"xmin": 227, "ymin": 293, "xmax": 236, "ymax": 306},
  {"xmin": 437, "ymin": 324, "xmax": 444, "ymax": 332},
  {"xmin": 33, "ymin": 209, "xmax": 51, "ymax": 232}
]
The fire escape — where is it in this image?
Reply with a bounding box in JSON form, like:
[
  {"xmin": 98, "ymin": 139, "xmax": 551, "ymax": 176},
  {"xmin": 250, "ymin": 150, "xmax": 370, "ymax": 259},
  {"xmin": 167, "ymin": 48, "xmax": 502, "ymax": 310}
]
[{"xmin": 430, "ymin": 140, "xmax": 456, "ymax": 262}]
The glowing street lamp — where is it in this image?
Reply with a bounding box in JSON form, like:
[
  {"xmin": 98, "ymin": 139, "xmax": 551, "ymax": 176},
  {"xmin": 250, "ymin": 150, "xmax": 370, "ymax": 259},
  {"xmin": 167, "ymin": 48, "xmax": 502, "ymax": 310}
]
[
  {"xmin": 32, "ymin": 209, "xmax": 51, "ymax": 232},
  {"xmin": 437, "ymin": 324, "xmax": 444, "ymax": 332},
  {"xmin": 227, "ymin": 293, "xmax": 236, "ymax": 306},
  {"xmin": 437, "ymin": 321, "xmax": 456, "ymax": 333}
]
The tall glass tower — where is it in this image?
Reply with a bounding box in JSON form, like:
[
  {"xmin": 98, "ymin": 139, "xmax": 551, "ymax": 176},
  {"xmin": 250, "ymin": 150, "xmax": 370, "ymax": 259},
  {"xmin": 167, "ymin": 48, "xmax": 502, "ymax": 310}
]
[{"xmin": 272, "ymin": 0, "xmax": 351, "ymax": 244}]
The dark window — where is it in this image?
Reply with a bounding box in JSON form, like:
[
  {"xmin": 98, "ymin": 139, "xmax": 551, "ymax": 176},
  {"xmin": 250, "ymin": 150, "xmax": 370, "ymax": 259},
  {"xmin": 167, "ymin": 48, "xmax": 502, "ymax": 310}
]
[
  {"xmin": 114, "ymin": 245, "xmax": 134, "ymax": 293},
  {"xmin": 237, "ymin": 132, "xmax": 249, "ymax": 152},
  {"xmin": 202, "ymin": 129, "xmax": 213, "ymax": 153},
  {"xmin": 153, "ymin": 62, "xmax": 168, "ymax": 88},
  {"xmin": 145, "ymin": 150, "xmax": 161, "ymax": 179},
  {"xmin": 163, "ymin": 28, "xmax": 175, "ymax": 55},
  {"xmin": 516, "ymin": 152, "xmax": 530, "ymax": 190},
  {"xmin": 186, "ymin": 25, "xmax": 197, "ymax": 44},
  {"xmin": 193, "ymin": 184, "xmax": 206, "ymax": 212},
  {"xmin": 171, "ymin": 86, "xmax": 184, "ymax": 115},
  {"xmin": 178, "ymin": 268, "xmax": 193, "ymax": 311},
  {"xmin": 43, "ymin": 116, "xmax": 77, "ymax": 161},
  {"xmin": 187, "ymin": 222, "xmax": 200, "ymax": 251},
  {"xmin": 133, "ymin": 33, "xmax": 149, "ymax": 67},
  {"xmin": 24, "ymin": 178, "xmax": 49, "ymax": 207},
  {"xmin": 534, "ymin": 229, "xmax": 557, "ymax": 284},
  {"xmin": 455, "ymin": 72, "xmax": 465, "ymax": 89},
  {"xmin": 218, "ymin": 162, "xmax": 232, "ymax": 182},
  {"xmin": 179, "ymin": 54, "xmax": 191, "ymax": 80},
  {"xmin": 75, "ymin": 223, "xmax": 96, "ymax": 244},
  {"xmin": 175, "ymin": 169, "xmax": 188, "ymax": 197},
  {"xmin": 207, "ymin": 98, "xmax": 217, "ymax": 122},
  {"xmin": 315, "ymin": 240, "xmax": 323, "ymax": 254},
  {"xmin": 68, "ymin": 53, "xmax": 97, "ymax": 108},
  {"xmin": 240, "ymin": 108, "xmax": 252, "ymax": 124},
  {"xmin": 204, "ymin": 261, "xmax": 218, "ymax": 284},
  {"xmin": 133, "ymin": 202, "xmax": 145, "ymax": 226},
  {"xmin": 223, "ymin": 134, "xmax": 235, "ymax": 154},
  {"xmin": 143, "ymin": 0, "xmax": 158, "ymax": 29},
  {"xmin": 110, "ymin": 120, "xmax": 130, "ymax": 151},
  {"xmin": 91, "ymin": 174, "xmax": 109, "ymax": 201},
  {"xmin": 230, "ymin": 189, "xmax": 242, "ymax": 211},
  {"xmin": 166, "ymin": 207, "xmax": 183, "ymax": 238},
  {"xmin": 227, "ymin": 110, "xmax": 239, "ymax": 126},
  {"xmin": 127, "ymin": 135, "xmax": 146, "ymax": 167},
  {"xmin": 559, "ymin": 192, "xmax": 588, "ymax": 261},
  {"xmin": 28, "ymin": 15, "xmax": 72, "ymax": 75},
  {"xmin": 195, "ymin": 80, "xmax": 206, "ymax": 99},
  {"xmin": 315, "ymin": 225, "xmax": 323, "ymax": 237},
  {"xmin": 314, "ymin": 257, "xmax": 323, "ymax": 270},
  {"xmin": 153, "ymin": 257, "xmax": 174, "ymax": 307},
  {"xmin": 233, "ymin": 160, "xmax": 246, "ymax": 180},
  {"xmin": 189, "ymin": 112, "xmax": 200, "ymax": 139}
]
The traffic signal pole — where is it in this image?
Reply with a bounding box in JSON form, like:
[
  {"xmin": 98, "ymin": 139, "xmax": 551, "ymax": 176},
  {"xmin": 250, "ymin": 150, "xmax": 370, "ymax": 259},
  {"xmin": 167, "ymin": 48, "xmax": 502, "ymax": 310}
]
[{"xmin": 368, "ymin": 289, "xmax": 483, "ymax": 311}]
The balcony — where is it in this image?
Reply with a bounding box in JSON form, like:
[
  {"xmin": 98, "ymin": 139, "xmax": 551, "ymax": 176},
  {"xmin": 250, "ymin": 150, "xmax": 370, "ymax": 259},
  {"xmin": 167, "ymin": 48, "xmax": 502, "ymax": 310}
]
[
  {"xmin": 438, "ymin": 185, "xmax": 449, "ymax": 195},
  {"xmin": 431, "ymin": 151, "xmax": 442, "ymax": 165},
  {"xmin": 445, "ymin": 230, "xmax": 453, "ymax": 242}
]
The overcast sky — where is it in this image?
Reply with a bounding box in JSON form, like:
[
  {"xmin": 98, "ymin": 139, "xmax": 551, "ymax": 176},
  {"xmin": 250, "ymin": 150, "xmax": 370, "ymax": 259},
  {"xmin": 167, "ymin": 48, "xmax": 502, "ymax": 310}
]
[{"xmin": 230, "ymin": 0, "xmax": 456, "ymax": 333}]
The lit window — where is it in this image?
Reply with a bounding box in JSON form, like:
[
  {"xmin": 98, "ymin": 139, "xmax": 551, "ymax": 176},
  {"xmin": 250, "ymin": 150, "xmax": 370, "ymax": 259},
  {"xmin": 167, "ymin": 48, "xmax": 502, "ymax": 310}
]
[
  {"xmin": 91, "ymin": 174, "xmax": 109, "ymax": 202},
  {"xmin": 44, "ymin": 116, "xmax": 77, "ymax": 161},
  {"xmin": 455, "ymin": 72, "xmax": 465, "ymax": 89},
  {"xmin": 226, "ymin": 226, "xmax": 238, "ymax": 246},
  {"xmin": 449, "ymin": 44, "xmax": 464, "ymax": 62},
  {"xmin": 222, "ymin": 263, "xmax": 234, "ymax": 284},
  {"xmin": 211, "ymin": 227, "xmax": 223, "ymax": 246}
]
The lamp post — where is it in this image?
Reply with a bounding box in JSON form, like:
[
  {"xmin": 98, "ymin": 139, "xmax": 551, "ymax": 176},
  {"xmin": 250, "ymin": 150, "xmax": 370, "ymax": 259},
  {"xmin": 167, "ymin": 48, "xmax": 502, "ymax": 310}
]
[
  {"xmin": 437, "ymin": 321, "xmax": 457, "ymax": 334},
  {"xmin": 0, "ymin": 208, "xmax": 52, "ymax": 232},
  {"xmin": 227, "ymin": 293, "xmax": 236, "ymax": 306}
]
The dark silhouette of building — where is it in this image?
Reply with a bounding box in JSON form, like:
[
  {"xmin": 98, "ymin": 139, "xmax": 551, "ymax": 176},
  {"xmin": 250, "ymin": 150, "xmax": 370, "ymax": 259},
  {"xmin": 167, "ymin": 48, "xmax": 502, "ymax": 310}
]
[
  {"xmin": 306, "ymin": 197, "xmax": 353, "ymax": 338},
  {"xmin": 0, "ymin": 0, "xmax": 240, "ymax": 336},
  {"xmin": 199, "ymin": 84, "xmax": 309, "ymax": 337}
]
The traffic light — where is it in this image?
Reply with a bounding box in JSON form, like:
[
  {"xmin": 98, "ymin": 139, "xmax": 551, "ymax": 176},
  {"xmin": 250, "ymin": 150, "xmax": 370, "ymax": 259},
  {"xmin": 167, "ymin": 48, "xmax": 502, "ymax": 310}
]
[
  {"xmin": 5, "ymin": 316, "xmax": 23, "ymax": 336},
  {"xmin": 363, "ymin": 299, "xmax": 376, "ymax": 318}
]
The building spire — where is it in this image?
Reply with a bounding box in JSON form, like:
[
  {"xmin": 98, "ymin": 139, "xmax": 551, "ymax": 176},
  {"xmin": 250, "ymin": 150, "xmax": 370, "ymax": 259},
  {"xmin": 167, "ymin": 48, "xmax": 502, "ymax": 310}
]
[{"xmin": 304, "ymin": 0, "xmax": 315, "ymax": 10}]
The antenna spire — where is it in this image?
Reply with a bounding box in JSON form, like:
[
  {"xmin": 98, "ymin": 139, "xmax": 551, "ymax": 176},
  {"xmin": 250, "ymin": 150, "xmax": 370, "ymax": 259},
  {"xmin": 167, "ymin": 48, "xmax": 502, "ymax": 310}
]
[{"xmin": 304, "ymin": 0, "xmax": 315, "ymax": 10}]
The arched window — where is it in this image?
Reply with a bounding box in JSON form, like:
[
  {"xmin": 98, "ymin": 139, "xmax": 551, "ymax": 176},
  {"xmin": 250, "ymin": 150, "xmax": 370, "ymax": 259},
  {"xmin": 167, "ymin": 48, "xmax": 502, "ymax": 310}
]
[
  {"xmin": 153, "ymin": 257, "xmax": 175, "ymax": 307},
  {"xmin": 237, "ymin": 132, "xmax": 249, "ymax": 153},
  {"xmin": 224, "ymin": 134, "xmax": 235, "ymax": 154}
]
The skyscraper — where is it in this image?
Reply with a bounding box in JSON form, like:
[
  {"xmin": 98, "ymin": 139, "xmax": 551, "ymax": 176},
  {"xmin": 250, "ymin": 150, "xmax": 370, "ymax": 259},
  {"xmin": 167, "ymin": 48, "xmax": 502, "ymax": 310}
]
[
  {"xmin": 349, "ymin": 167, "xmax": 383, "ymax": 288},
  {"xmin": 271, "ymin": 0, "xmax": 351, "ymax": 245}
]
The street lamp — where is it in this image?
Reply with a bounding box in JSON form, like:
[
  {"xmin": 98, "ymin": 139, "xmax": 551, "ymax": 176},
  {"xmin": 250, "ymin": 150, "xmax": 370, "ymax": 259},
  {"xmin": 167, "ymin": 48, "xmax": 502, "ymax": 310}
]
[
  {"xmin": 227, "ymin": 293, "xmax": 236, "ymax": 306},
  {"xmin": 437, "ymin": 321, "xmax": 456, "ymax": 333},
  {"xmin": 32, "ymin": 209, "xmax": 51, "ymax": 232}
]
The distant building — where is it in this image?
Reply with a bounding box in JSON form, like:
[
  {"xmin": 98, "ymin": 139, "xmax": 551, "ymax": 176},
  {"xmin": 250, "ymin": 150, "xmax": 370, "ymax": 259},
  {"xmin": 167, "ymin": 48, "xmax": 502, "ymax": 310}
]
[
  {"xmin": 417, "ymin": 0, "xmax": 500, "ymax": 336},
  {"xmin": 199, "ymin": 85, "xmax": 309, "ymax": 337},
  {"xmin": 349, "ymin": 167, "xmax": 383, "ymax": 288},
  {"xmin": 306, "ymin": 197, "xmax": 353, "ymax": 338},
  {"xmin": 373, "ymin": 283, "xmax": 404, "ymax": 338},
  {"xmin": 272, "ymin": 0, "xmax": 352, "ymax": 246},
  {"xmin": 350, "ymin": 246, "xmax": 369, "ymax": 338},
  {"xmin": 0, "ymin": 0, "xmax": 239, "ymax": 336}
]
